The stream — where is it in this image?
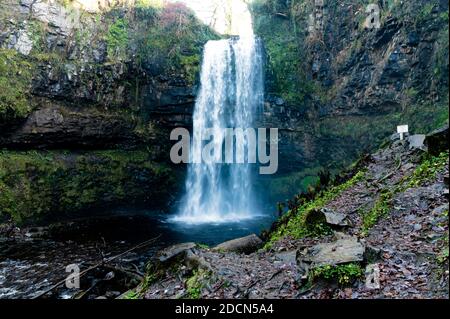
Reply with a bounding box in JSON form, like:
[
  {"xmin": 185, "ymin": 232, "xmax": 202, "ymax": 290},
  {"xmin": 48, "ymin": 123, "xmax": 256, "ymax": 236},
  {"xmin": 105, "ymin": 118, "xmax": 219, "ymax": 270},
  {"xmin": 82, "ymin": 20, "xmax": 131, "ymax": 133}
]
[{"xmin": 0, "ymin": 209, "xmax": 275, "ymax": 299}]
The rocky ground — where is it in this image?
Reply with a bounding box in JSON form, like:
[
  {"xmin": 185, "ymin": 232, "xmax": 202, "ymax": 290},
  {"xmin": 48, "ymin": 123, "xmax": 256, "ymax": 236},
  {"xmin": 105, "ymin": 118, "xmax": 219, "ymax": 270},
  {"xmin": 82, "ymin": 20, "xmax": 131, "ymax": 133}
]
[{"xmin": 136, "ymin": 127, "xmax": 449, "ymax": 300}]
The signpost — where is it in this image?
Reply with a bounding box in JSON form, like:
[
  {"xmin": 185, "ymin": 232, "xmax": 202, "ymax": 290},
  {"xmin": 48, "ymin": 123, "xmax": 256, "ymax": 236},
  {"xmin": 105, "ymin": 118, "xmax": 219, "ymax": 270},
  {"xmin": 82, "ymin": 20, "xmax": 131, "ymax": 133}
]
[{"xmin": 397, "ymin": 125, "xmax": 409, "ymax": 140}]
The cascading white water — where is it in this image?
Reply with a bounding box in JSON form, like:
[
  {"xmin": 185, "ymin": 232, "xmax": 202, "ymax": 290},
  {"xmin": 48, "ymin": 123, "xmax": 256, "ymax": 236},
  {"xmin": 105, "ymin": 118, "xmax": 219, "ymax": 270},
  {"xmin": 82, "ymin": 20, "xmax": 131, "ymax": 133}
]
[{"xmin": 173, "ymin": 28, "xmax": 264, "ymax": 224}]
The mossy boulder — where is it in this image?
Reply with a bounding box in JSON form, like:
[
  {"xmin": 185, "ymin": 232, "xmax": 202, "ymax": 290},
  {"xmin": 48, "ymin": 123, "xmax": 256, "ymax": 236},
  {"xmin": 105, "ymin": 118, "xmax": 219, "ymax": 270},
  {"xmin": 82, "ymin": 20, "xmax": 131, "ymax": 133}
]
[{"xmin": 0, "ymin": 150, "xmax": 175, "ymax": 225}]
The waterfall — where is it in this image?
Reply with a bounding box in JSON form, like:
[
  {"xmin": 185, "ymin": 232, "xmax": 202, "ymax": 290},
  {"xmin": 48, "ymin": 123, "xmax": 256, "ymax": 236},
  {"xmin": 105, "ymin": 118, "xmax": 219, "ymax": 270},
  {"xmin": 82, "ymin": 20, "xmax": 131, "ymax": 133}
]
[{"xmin": 173, "ymin": 31, "xmax": 264, "ymax": 224}]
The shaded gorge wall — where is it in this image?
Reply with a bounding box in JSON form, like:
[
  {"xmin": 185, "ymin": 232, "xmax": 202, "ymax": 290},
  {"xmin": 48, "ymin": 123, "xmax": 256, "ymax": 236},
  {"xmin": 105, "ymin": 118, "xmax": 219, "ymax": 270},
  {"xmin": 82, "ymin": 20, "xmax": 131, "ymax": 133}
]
[{"xmin": 251, "ymin": 0, "xmax": 449, "ymax": 204}]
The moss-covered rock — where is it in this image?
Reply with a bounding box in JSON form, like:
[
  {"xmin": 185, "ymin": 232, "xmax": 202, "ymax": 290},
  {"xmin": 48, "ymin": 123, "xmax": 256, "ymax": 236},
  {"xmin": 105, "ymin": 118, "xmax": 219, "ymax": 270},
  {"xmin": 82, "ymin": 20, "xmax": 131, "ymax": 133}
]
[
  {"xmin": 0, "ymin": 150, "xmax": 175, "ymax": 224},
  {"xmin": 0, "ymin": 49, "xmax": 34, "ymax": 125},
  {"xmin": 264, "ymin": 171, "xmax": 365, "ymax": 248}
]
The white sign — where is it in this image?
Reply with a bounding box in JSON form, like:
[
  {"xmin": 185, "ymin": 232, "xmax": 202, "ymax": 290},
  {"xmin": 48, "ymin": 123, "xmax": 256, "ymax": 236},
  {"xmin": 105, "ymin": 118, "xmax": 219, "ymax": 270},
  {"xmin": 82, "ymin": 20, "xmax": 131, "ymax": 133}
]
[{"xmin": 397, "ymin": 125, "xmax": 409, "ymax": 140}]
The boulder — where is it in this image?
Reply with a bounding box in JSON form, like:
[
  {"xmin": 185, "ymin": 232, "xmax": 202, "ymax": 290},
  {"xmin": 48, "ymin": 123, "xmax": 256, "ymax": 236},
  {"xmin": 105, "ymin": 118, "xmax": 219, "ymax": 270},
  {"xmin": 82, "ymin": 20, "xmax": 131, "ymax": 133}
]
[
  {"xmin": 274, "ymin": 250, "xmax": 297, "ymax": 265},
  {"xmin": 304, "ymin": 209, "xmax": 350, "ymax": 228},
  {"xmin": 424, "ymin": 124, "xmax": 449, "ymax": 156},
  {"xmin": 213, "ymin": 234, "xmax": 263, "ymax": 254},
  {"xmin": 321, "ymin": 208, "xmax": 350, "ymax": 227},
  {"xmin": 275, "ymin": 97, "xmax": 285, "ymax": 106},
  {"xmin": 157, "ymin": 242, "xmax": 197, "ymax": 263},
  {"xmin": 297, "ymin": 237, "xmax": 365, "ymax": 268},
  {"xmin": 390, "ymin": 132, "xmax": 410, "ymax": 141},
  {"xmin": 407, "ymin": 134, "xmax": 427, "ymax": 151}
]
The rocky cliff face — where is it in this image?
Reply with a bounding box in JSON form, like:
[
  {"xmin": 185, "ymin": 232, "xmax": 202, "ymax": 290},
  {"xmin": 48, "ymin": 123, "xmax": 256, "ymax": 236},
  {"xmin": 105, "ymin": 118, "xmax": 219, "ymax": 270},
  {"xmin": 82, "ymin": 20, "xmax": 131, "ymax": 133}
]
[
  {"xmin": 252, "ymin": 0, "xmax": 449, "ymax": 201},
  {"xmin": 0, "ymin": 0, "xmax": 212, "ymax": 149},
  {"xmin": 0, "ymin": 0, "xmax": 215, "ymax": 223}
]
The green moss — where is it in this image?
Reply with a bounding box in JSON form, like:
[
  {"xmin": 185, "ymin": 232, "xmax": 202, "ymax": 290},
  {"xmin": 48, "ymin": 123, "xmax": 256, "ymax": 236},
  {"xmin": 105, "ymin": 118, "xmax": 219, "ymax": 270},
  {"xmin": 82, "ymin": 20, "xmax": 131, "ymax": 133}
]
[
  {"xmin": 265, "ymin": 171, "xmax": 365, "ymax": 248},
  {"xmin": 185, "ymin": 268, "xmax": 210, "ymax": 299},
  {"xmin": 123, "ymin": 290, "xmax": 139, "ymax": 300},
  {"xmin": 129, "ymin": 3, "xmax": 218, "ymax": 85},
  {"xmin": 415, "ymin": 2, "xmax": 437, "ymax": 25},
  {"xmin": 106, "ymin": 18, "xmax": 129, "ymax": 60},
  {"xmin": 251, "ymin": 0, "xmax": 314, "ymax": 105},
  {"xmin": 0, "ymin": 150, "xmax": 174, "ymax": 224},
  {"xmin": 260, "ymin": 168, "xmax": 322, "ymax": 203},
  {"xmin": 406, "ymin": 151, "xmax": 449, "ymax": 188},
  {"xmin": 437, "ymin": 231, "xmax": 449, "ymax": 265},
  {"xmin": 361, "ymin": 190, "xmax": 393, "ymax": 236},
  {"xmin": 0, "ymin": 49, "xmax": 33, "ymax": 123},
  {"xmin": 309, "ymin": 263, "xmax": 364, "ymax": 286},
  {"xmin": 179, "ymin": 54, "xmax": 201, "ymax": 85}
]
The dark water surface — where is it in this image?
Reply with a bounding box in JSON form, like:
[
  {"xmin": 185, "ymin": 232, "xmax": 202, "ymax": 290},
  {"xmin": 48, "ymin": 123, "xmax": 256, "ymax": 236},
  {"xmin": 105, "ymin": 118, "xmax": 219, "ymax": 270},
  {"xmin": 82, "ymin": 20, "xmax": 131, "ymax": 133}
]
[{"xmin": 0, "ymin": 209, "xmax": 275, "ymax": 299}]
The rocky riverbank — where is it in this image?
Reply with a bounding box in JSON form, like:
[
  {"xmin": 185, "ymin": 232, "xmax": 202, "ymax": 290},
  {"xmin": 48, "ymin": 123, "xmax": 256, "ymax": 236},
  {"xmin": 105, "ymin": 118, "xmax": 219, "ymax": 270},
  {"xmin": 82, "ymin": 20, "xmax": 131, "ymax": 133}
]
[{"xmin": 133, "ymin": 126, "xmax": 449, "ymax": 299}]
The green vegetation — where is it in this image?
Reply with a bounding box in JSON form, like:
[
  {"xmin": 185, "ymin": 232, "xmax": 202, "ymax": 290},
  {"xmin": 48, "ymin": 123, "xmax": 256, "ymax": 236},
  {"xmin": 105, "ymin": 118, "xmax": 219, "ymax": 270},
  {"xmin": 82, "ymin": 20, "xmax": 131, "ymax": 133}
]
[
  {"xmin": 251, "ymin": 0, "xmax": 315, "ymax": 104},
  {"xmin": 309, "ymin": 263, "xmax": 364, "ymax": 286},
  {"xmin": 415, "ymin": 2, "xmax": 437, "ymax": 25},
  {"xmin": 260, "ymin": 168, "xmax": 322, "ymax": 203},
  {"xmin": 265, "ymin": 171, "xmax": 365, "ymax": 248},
  {"xmin": 406, "ymin": 151, "xmax": 449, "ymax": 188},
  {"xmin": 136, "ymin": 0, "xmax": 164, "ymax": 9},
  {"xmin": 106, "ymin": 18, "xmax": 129, "ymax": 59},
  {"xmin": 131, "ymin": 2, "xmax": 219, "ymax": 84},
  {"xmin": 0, "ymin": 1, "xmax": 219, "ymax": 125},
  {"xmin": 56, "ymin": 0, "xmax": 75, "ymax": 8},
  {"xmin": 140, "ymin": 271, "xmax": 159, "ymax": 293},
  {"xmin": 185, "ymin": 268, "xmax": 210, "ymax": 299},
  {"xmin": 0, "ymin": 49, "xmax": 33, "ymax": 123},
  {"xmin": 270, "ymin": 149, "xmax": 448, "ymax": 242},
  {"xmin": 360, "ymin": 151, "xmax": 448, "ymax": 236},
  {"xmin": 0, "ymin": 150, "xmax": 174, "ymax": 224},
  {"xmin": 437, "ymin": 209, "xmax": 449, "ymax": 265},
  {"xmin": 123, "ymin": 290, "xmax": 139, "ymax": 300},
  {"xmin": 361, "ymin": 190, "xmax": 393, "ymax": 236},
  {"xmin": 437, "ymin": 233, "xmax": 449, "ymax": 265}
]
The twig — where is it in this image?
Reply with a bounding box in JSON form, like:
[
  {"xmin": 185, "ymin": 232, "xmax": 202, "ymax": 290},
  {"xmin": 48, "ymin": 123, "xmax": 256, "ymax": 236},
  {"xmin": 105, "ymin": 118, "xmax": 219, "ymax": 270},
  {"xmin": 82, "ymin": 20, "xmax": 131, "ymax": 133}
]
[
  {"xmin": 268, "ymin": 269, "xmax": 283, "ymax": 282},
  {"xmin": 379, "ymin": 171, "xmax": 395, "ymax": 182},
  {"xmin": 31, "ymin": 234, "xmax": 161, "ymax": 299},
  {"xmin": 243, "ymin": 280, "xmax": 260, "ymax": 298},
  {"xmin": 213, "ymin": 280, "xmax": 226, "ymax": 293},
  {"xmin": 275, "ymin": 12, "xmax": 289, "ymax": 18},
  {"xmin": 380, "ymin": 154, "xmax": 402, "ymax": 182}
]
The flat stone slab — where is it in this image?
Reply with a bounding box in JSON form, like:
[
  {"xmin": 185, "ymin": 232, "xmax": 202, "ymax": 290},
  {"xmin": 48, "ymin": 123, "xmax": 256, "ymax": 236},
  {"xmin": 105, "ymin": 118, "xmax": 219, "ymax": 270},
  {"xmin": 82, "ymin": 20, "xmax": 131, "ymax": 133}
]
[
  {"xmin": 274, "ymin": 250, "xmax": 297, "ymax": 265},
  {"xmin": 322, "ymin": 208, "xmax": 350, "ymax": 227},
  {"xmin": 158, "ymin": 242, "xmax": 197, "ymax": 263},
  {"xmin": 213, "ymin": 234, "xmax": 263, "ymax": 254},
  {"xmin": 297, "ymin": 237, "xmax": 365, "ymax": 267},
  {"xmin": 407, "ymin": 134, "xmax": 427, "ymax": 151}
]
